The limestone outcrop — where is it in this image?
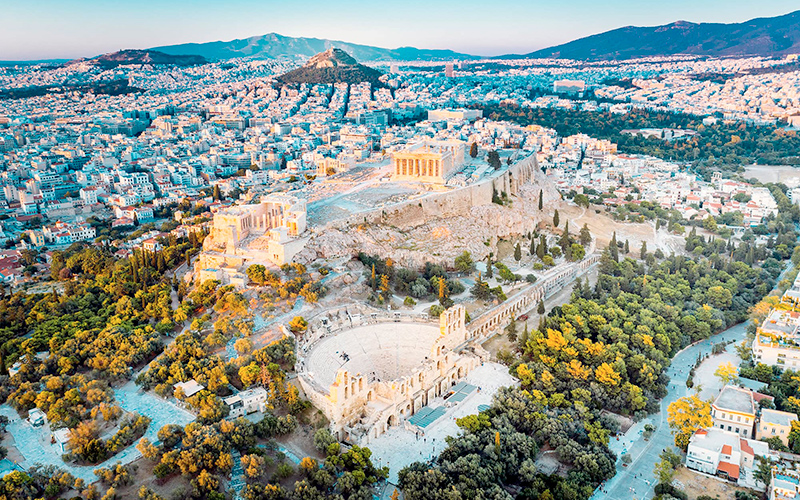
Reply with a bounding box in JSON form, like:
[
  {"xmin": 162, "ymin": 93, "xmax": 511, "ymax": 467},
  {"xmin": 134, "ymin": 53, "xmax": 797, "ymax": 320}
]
[{"xmin": 297, "ymin": 154, "xmax": 563, "ymax": 268}]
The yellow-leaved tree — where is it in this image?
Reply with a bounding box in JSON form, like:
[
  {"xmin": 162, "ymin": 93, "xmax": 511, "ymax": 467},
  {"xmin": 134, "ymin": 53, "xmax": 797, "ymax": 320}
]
[
  {"xmin": 714, "ymin": 362, "xmax": 739, "ymax": 385},
  {"xmin": 594, "ymin": 362, "xmax": 621, "ymax": 386},
  {"xmin": 667, "ymin": 395, "xmax": 712, "ymax": 450}
]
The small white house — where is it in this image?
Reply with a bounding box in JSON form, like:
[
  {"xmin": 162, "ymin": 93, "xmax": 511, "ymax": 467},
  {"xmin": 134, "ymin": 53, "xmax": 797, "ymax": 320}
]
[
  {"xmin": 174, "ymin": 380, "xmax": 205, "ymax": 398},
  {"xmin": 53, "ymin": 428, "xmax": 71, "ymax": 454},
  {"xmin": 224, "ymin": 387, "xmax": 268, "ymax": 418},
  {"xmin": 28, "ymin": 408, "xmax": 46, "ymax": 427}
]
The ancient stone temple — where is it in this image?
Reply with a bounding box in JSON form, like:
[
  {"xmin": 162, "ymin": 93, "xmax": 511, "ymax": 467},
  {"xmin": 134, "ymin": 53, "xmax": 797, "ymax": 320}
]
[
  {"xmin": 392, "ymin": 140, "xmax": 466, "ymax": 184},
  {"xmin": 195, "ymin": 194, "xmax": 308, "ymax": 285}
]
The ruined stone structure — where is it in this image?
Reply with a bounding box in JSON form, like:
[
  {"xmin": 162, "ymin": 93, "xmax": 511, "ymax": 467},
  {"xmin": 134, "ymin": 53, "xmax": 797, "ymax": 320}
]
[
  {"xmin": 467, "ymin": 255, "xmax": 599, "ymax": 338},
  {"xmin": 296, "ymin": 255, "xmax": 598, "ymax": 446},
  {"xmin": 196, "ymin": 194, "xmax": 308, "ymax": 284},
  {"xmin": 379, "ymin": 151, "xmax": 539, "ymax": 227},
  {"xmin": 298, "ymin": 305, "xmax": 481, "ymax": 445},
  {"xmin": 392, "ymin": 140, "xmax": 466, "ymax": 184}
]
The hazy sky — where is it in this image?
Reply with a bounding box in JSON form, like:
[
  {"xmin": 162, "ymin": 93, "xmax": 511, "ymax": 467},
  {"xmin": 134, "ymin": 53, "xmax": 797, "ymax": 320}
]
[{"xmin": 2, "ymin": 0, "xmax": 799, "ymax": 60}]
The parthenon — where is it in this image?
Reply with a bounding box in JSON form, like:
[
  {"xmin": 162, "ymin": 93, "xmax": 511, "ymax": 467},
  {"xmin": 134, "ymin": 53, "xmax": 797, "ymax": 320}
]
[{"xmin": 392, "ymin": 140, "xmax": 466, "ymax": 184}]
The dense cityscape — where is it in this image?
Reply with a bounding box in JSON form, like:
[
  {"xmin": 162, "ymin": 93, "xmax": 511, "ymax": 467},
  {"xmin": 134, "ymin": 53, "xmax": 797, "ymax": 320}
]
[{"xmin": 3, "ymin": 5, "xmax": 800, "ymax": 500}]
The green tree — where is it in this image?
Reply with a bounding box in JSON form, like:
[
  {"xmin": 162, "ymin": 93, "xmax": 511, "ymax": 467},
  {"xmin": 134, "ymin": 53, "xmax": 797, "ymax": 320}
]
[
  {"xmin": 469, "ymin": 142, "xmax": 478, "ymax": 158},
  {"xmin": 537, "ymin": 300, "xmax": 545, "ymax": 315},
  {"xmin": 570, "ymin": 244, "xmax": 585, "ymax": 261},
  {"xmin": 538, "ymin": 190, "xmax": 543, "ymax": 210},
  {"xmin": 553, "ymin": 210, "xmax": 560, "ymax": 227},
  {"xmin": 487, "ymin": 151, "xmax": 501, "ymax": 170},
  {"xmin": 609, "ymin": 232, "xmax": 619, "ymax": 262},
  {"xmin": 640, "ymin": 241, "xmax": 648, "ymax": 259},
  {"xmin": 454, "ymin": 251, "xmax": 475, "ymax": 273},
  {"xmin": 514, "ymin": 243, "xmax": 522, "ymax": 262},
  {"xmin": 580, "ymin": 224, "xmax": 591, "ymax": 246}
]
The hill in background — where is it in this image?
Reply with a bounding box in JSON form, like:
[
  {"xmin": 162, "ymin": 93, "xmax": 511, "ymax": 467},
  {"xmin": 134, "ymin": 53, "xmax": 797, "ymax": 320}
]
[
  {"xmin": 521, "ymin": 9, "xmax": 800, "ymax": 60},
  {"xmin": 68, "ymin": 49, "xmax": 208, "ymax": 68},
  {"xmin": 150, "ymin": 32, "xmax": 474, "ymax": 62},
  {"xmin": 275, "ymin": 48, "xmax": 384, "ymax": 86}
]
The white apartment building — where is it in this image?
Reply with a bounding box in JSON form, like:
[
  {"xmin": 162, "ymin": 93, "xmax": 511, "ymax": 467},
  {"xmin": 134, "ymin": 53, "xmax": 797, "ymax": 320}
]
[
  {"xmin": 771, "ymin": 469, "xmax": 800, "ymax": 500},
  {"xmin": 686, "ymin": 427, "xmax": 769, "ymax": 485},
  {"xmin": 752, "ymin": 309, "xmax": 800, "ymax": 368}
]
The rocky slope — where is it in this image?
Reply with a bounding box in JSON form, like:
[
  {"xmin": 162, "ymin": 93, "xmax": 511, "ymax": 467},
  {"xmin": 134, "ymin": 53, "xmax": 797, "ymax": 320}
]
[{"xmin": 297, "ymin": 164, "xmax": 564, "ymax": 268}]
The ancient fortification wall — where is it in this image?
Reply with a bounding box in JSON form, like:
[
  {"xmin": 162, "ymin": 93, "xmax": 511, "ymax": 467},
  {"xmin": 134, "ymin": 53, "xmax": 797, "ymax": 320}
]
[{"xmin": 361, "ymin": 153, "xmax": 539, "ymax": 229}]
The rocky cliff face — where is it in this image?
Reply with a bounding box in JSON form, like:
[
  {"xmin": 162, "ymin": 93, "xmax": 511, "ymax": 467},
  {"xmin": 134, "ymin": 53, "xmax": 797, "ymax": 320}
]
[{"xmin": 297, "ymin": 156, "xmax": 563, "ymax": 268}]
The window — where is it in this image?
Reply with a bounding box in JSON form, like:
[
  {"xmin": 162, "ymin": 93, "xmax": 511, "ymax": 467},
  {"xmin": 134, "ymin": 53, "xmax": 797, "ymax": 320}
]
[{"xmin": 737, "ymin": 416, "xmax": 741, "ymax": 422}]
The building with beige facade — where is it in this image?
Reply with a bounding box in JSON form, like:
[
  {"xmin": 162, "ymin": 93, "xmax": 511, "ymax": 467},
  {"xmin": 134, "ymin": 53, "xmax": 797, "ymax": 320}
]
[
  {"xmin": 297, "ymin": 305, "xmax": 482, "ymax": 445},
  {"xmin": 195, "ymin": 194, "xmax": 308, "ymax": 284},
  {"xmin": 711, "ymin": 385, "xmax": 775, "ymax": 438},
  {"xmin": 392, "ymin": 140, "xmax": 466, "ymax": 184},
  {"xmin": 757, "ymin": 408, "xmax": 798, "ymax": 446}
]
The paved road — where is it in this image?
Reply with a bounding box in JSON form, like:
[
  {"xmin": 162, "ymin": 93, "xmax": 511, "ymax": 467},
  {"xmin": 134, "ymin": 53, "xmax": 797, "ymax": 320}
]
[
  {"xmin": 593, "ymin": 321, "xmax": 748, "ymax": 500},
  {"xmin": 594, "ymin": 261, "xmax": 795, "ymax": 500}
]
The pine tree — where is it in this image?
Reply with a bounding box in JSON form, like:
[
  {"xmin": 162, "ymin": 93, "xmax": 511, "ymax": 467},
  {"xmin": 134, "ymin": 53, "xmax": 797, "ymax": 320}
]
[
  {"xmin": 624, "ymin": 240, "xmax": 630, "ymax": 254},
  {"xmin": 469, "ymin": 142, "xmax": 478, "ymax": 158},
  {"xmin": 529, "ymin": 237, "xmax": 536, "ymax": 256},
  {"xmin": 538, "ymin": 190, "xmax": 543, "ymax": 210},
  {"xmin": 438, "ymin": 277, "xmax": 446, "ymax": 302},
  {"xmin": 371, "ymin": 264, "xmax": 376, "ymax": 290},
  {"xmin": 133, "ymin": 212, "xmax": 139, "ymax": 226},
  {"xmin": 640, "ymin": 241, "xmax": 648, "ymax": 259},
  {"xmin": 553, "ymin": 210, "xmax": 560, "ymax": 227},
  {"xmin": 212, "ymin": 185, "xmax": 222, "ymax": 201},
  {"xmin": 514, "ymin": 243, "xmax": 522, "ymax": 261},
  {"xmin": 486, "ymin": 253, "xmax": 493, "ymax": 279},
  {"xmin": 537, "ymin": 299, "xmax": 545, "ymax": 315},
  {"xmin": 131, "ymin": 255, "xmax": 139, "ymax": 284}
]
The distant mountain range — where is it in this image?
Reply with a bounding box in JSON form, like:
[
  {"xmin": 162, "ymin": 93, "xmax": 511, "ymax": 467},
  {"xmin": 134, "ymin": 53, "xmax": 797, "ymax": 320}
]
[
  {"xmin": 150, "ymin": 33, "xmax": 473, "ymax": 62},
  {"xmin": 8, "ymin": 10, "xmax": 800, "ymax": 66},
  {"xmin": 522, "ymin": 10, "xmax": 800, "ymax": 60},
  {"xmin": 275, "ymin": 48, "xmax": 384, "ymax": 86},
  {"xmin": 67, "ymin": 49, "xmax": 208, "ymax": 68}
]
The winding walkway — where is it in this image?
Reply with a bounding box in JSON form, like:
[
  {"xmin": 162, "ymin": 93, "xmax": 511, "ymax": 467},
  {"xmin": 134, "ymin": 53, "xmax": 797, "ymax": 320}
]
[{"xmin": 595, "ymin": 261, "xmax": 795, "ymax": 500}]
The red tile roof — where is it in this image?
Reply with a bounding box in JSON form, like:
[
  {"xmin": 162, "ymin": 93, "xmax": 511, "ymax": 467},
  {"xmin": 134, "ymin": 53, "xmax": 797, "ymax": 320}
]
[
  {"xmin": 717, "ymin": 461, "xmax": 740, "ymax": 480},
  {"xmin": 721, "ymin": 444, "xmax": 733, "ymax": 456},
  {"xmin": 740, "ymin": 439, "xmax": 754, "ymax": 456}
]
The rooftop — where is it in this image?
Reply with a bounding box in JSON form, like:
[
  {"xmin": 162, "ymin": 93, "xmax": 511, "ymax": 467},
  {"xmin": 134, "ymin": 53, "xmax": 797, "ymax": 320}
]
[
  {"xmin": 713, "ymin": 385, "xmax": 755, "ymax": 415},
  {"xmin": 761, "ymin": 408, "xmax": 798, "ymax": 427}
]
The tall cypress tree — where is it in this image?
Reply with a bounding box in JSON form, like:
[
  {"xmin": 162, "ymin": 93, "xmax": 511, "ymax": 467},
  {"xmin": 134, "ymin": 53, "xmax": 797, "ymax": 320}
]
[{"xmin": 609, "ymin": 232, "xmax": 619, "ymax": 262}]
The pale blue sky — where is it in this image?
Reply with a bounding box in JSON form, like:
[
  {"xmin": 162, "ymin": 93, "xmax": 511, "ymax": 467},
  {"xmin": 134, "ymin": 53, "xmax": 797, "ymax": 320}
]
[{"xmin": 2, "ymin": 0, "xmax": 799, "ymax": 60}]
